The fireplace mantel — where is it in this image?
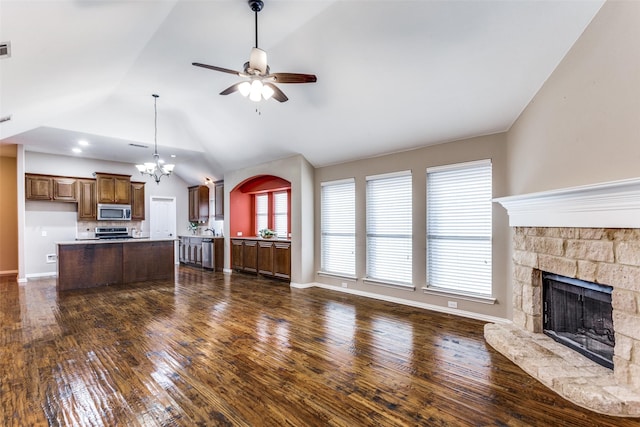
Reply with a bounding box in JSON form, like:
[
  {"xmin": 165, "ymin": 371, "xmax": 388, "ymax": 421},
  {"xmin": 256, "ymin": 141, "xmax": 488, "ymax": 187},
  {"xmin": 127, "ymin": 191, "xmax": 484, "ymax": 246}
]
[{"xmin": 494, "ymin": 178, "xmax": 640, "ymax": 228}]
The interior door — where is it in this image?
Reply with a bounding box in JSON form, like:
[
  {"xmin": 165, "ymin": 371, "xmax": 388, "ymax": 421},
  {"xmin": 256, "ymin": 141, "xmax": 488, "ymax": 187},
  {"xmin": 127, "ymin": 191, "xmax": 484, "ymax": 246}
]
[{"xmin": 150, "ymin": 196, "xmax": 176, "ymax": 238}]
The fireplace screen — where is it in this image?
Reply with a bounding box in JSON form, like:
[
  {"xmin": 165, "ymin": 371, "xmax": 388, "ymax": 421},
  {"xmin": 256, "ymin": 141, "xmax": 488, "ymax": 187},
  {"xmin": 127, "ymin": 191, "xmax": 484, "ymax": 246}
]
[{"xmin": 542, "ymin": 272, "xmax": 614, "ymax": 369}]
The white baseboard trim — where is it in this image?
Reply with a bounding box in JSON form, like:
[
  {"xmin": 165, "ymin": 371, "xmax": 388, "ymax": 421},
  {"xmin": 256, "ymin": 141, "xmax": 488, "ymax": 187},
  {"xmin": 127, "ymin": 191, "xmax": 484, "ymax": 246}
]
[
  {"xmin": 289, "ymin": 282, "xmax": 315, "ymax": 289},
  {"xmin": 25, "ymin": 272, "xmax": 57, "ymax": 279},
  {"xmin": 307, "ymin": 282, "xmax": 510, "ymax": 324},
  {"xmin": 223, "ymin": 268, "xmax": 233, "ymax": 275}
]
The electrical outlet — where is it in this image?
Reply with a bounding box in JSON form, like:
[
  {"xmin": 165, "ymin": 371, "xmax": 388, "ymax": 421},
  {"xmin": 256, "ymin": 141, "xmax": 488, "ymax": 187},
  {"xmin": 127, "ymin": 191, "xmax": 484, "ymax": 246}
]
[
  {"xmin": 447, "ymin": 301, "xmax": 458, "ymax": 309},
  {"xmin": 237, "ymin": 231, "xmax": 243, "ymax": 236},
  {"xmin": 341, "ymin": 282, "xmax": 348, "ymax": 288},
  {"xmin": 41, "ymin": 230, "xmax": 47, "ymax": 237},
  {"xmin": 46, "ymin": 254, "xmax": 57, "ymax": 263}
]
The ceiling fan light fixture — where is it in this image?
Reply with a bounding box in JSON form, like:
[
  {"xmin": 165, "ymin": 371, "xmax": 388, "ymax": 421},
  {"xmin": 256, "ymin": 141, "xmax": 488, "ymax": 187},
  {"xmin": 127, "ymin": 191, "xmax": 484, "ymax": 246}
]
[
  {"xmin": 239, "ymin": 81, "xmax": 251, "ymax": 97},
  {"xmin": 261, "ymin": 83, "xmax": 274, "ymax": 100},
  {"xmin": 249, "ymin": 80, "xmax": 263, "ymax": 102}
]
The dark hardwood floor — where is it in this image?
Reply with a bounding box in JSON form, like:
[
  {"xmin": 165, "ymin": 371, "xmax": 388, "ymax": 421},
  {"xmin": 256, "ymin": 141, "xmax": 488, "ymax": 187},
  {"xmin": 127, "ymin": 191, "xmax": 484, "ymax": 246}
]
[{"xmin": 1, "ymin": 267, "xmax": 638, "ymax": 426}]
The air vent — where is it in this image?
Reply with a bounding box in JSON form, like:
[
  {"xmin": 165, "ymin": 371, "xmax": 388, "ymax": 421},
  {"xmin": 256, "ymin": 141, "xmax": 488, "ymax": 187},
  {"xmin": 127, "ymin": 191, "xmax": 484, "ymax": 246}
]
[
  {"xmin": 129, "ymin": 143, "xmax": 149, "ymax": 148},
  {"xmin": 0, "ymin": 42, "xmax": 11, "ymax": 58},
  {"xmin": 0, "ymin": 115, "xmax": 11, "ymax": 124}
]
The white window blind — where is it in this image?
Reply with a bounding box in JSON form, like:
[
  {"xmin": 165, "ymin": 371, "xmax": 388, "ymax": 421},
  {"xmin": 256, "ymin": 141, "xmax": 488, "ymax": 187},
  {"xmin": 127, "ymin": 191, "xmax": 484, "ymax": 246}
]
[
  {"xmin": 255, "ymin": 193, "xmax": 268, "ymax": 234},
  {"xmin": 366, "ymin": 171, "xmax": 412, "ymax": 286},
  {"xmin": 273, "ymin": 191, "xmax": 288, "ymax": 237},
  {"xmin": 320, "ymin": 179, "xmax": 355, "ymax": 276},
  {"xmin": 427, "ymin": 160, "xmax": 492, "ymax": 296}
]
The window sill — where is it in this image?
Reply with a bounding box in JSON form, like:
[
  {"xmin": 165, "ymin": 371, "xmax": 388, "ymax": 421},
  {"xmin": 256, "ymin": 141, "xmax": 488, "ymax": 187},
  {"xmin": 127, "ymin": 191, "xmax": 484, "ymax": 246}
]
[
  {"xmin": 317, "ymin": 271, "xmax": 357, "ymax": 281},
  {"xmin": 421, "ymin": 287, "xmax": 496, "ymax": 304},
  {"xmin": 364, "ymin": 278, "xmax": 415, "ymax": 291}
]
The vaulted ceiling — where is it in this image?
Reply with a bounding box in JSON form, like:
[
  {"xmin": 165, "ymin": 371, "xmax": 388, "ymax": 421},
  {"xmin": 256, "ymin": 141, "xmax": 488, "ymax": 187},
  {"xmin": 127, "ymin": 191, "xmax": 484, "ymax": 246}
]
[{"xmin": 0, "ymin": 0, "xmax": 604, "ymax": 185}]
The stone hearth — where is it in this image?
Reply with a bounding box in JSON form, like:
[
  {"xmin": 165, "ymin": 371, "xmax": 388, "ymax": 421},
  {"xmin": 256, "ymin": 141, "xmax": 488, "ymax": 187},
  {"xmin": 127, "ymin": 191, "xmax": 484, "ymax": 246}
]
[{"xmin": 489, "ymin": 180, "xmax": 640, "ymax": 417}]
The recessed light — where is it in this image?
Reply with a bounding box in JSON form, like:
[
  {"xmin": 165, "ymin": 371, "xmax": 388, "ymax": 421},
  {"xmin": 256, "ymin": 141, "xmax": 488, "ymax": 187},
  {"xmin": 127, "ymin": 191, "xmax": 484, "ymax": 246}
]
[
  {"xmin": 78, "ymin": 140, "xmax": 89, "ymax": 146},
  {"xmin": 72, "ymin": 148, "xmax": 82, "ymax": 153}
]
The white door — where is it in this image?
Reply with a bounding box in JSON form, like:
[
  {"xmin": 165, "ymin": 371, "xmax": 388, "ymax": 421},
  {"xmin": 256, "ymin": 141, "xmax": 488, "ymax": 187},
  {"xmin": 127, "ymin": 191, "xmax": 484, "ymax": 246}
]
[{"xmin": 150, "ymin": 197, "xmax": 176, "ymax": 239}]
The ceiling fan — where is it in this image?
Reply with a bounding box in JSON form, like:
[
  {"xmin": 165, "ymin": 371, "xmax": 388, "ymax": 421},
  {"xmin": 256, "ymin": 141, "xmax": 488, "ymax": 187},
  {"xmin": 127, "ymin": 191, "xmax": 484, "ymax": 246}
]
[{"xmin": 193, "ymin": 0, "xmax": 317, "ymax": 103}]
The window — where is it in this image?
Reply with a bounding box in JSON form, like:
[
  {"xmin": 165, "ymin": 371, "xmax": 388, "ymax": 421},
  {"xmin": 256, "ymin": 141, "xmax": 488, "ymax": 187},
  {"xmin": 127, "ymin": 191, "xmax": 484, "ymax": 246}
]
[
  {"xmin": 255, "ymin": 193, "xmax": 268, "ymax": 233},
  {"xmin": 366, "ymin": 171, "xmax": 412, "ymax": 286},
  {"xmin": 273, "ymin": 191, "xmax": 288, "ymax": 238},
  {"xmin": 427, "ymin": 160, "xmax": 492, "ymax": 296},
  {"xmin": 320, "ymin": 179, "xmax": 356, "ymax": 276}
]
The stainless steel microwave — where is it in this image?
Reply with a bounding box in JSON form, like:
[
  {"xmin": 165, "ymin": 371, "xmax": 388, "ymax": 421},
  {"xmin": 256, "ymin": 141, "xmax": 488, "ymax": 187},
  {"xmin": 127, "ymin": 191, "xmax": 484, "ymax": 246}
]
[{"xmin": 97, "ymin": 204, "xmax": 132, "ymax": 221}]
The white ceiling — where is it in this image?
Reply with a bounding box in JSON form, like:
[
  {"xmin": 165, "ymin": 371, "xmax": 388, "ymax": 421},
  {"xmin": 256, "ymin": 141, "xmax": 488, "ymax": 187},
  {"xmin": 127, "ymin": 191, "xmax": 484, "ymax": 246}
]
[{"xmin": 0, "ymin": 0, "xmax": 604, "ymax": 185}]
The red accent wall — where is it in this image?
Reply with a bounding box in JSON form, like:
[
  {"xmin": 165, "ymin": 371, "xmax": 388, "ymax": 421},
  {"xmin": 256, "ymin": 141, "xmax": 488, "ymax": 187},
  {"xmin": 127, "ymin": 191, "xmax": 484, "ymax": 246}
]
[{"xmin": 230, "ymin": 175, "xmax": 291, "ymax": 238}]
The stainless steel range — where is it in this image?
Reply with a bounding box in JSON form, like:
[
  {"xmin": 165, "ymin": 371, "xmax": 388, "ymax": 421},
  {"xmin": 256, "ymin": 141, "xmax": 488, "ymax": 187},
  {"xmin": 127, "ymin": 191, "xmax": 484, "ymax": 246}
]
[{"xmin": 95, "ymin": 226, "xmax": 132, "ymax": 240}]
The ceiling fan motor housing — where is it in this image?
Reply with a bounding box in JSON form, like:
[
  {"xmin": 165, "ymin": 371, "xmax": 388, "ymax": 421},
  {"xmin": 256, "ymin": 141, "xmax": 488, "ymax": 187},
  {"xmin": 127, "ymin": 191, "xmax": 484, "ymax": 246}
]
[{"xmin": 248, "ymin": 0, "xmax": 263, "ymax": 12}]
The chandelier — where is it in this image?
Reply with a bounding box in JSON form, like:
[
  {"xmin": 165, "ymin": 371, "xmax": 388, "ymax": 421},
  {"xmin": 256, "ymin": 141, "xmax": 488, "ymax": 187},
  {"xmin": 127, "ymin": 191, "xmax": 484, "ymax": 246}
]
[{"xmin": 135, "ymin": 94, "xmax": 174, "ymax": 184}]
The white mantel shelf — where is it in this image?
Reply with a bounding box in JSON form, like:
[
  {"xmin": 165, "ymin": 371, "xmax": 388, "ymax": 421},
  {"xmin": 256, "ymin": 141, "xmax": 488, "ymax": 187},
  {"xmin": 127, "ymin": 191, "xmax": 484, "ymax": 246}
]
[{"xmin": 494, "ymin": 178, "xmax": 640, "ymax": 228}]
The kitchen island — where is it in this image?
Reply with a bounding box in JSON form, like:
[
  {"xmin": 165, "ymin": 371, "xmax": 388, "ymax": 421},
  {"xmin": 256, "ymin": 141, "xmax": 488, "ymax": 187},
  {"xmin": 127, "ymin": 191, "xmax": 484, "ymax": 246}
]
[{"xmin": 57, "ymin": 238, "xmax": 176, "ymax": 291}]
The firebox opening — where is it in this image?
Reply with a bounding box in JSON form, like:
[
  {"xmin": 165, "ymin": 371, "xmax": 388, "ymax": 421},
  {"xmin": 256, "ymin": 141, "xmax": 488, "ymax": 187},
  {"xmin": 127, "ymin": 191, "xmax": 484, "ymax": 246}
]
[{"xmin": 542, "ymin": 272, "xmax": 614, "ymax": 370}]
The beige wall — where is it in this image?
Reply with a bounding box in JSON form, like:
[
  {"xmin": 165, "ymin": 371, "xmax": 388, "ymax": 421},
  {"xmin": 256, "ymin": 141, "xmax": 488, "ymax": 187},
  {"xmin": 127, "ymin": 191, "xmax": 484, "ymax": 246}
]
[
  {"xmin": 314, "ymin": 133, "xmax": 510, "ymax": 321},
  {"xmin": 0, "ymin": 153, "xmax": 18, "ymax": 273},
  {"xmin": 507, "ymin": 0, "xmax": 640, "ymax": 195},
  {"xmin": 224, "ymin": 154, "xmax": 315, "ymax": 285}
]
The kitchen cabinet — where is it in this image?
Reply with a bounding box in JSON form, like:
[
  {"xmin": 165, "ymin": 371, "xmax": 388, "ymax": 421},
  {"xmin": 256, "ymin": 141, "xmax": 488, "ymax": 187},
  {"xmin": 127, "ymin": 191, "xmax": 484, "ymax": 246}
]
[
  {"xmin": 26, "ymin": 174, "xmax": 52, "ymax": 200},
  {"xmin": 231, "ymin": 238, "xmax": 290, "ymax": 280},
  {"xmin": 131, "ymin": 181, "xmax": 145, "ymax": 220},
  {"xmin": 26, "ymin": 174, "xmax": 77, "ymax": 202},
  {"xmin": 188, "ymin": 185, "xmax": 209, "ymax": 223},
  {"xmin": 179, "ymin": 236, "xmax": 223, "ymax": 270},
  {"xmin": 77, "ymin": 179, "xmax": 97, "ymax": 220},
  {"xmin": 96, "ymin": 173, "xmax": 131, "ymax": 204},
  {"xmin": 52, "ymin": 177, "xmax": 77, "ymax": 201},
  {"xmin": 57, "ymin": 239, "xmax": 175, "ymax": 291},
  {"xmin": 231, "ymin": 239, "xmax": 244, "ymax": 271},
  {"xmin": 214, "ymin": 180, "xmax": 224, "ymax": 220}
]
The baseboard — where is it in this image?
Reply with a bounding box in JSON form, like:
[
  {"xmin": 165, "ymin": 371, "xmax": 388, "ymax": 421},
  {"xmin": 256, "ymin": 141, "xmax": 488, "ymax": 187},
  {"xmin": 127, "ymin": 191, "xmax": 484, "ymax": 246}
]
[
  {"xmin": 25, "ymin": 272, "xmax": 57, "ymax": 279},
  {"xmin": 0, "ymin": 270, "xmax": 18, "ymax": 276},
  {"xmin": 308, "ymin": 282, "xmax": 510, "ymax": 324},
  {"xmin": 223, "ymin": 268, "xmax": 233, "ymax": 275},
  {"xmin": 289, "ymin": 281, "xmax": 315, "ymax": 289}
]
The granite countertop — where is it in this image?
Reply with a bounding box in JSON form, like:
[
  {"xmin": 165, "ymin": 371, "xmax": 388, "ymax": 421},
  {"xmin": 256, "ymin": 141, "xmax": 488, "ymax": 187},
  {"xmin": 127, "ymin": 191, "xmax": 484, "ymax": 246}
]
[
  {"xmin": 58, "ymin": 238, "xmax": 177, "ymax": 246},
  {"xmin": 230, "ymin": 236, "xmax": 291, "ymax": 241}
]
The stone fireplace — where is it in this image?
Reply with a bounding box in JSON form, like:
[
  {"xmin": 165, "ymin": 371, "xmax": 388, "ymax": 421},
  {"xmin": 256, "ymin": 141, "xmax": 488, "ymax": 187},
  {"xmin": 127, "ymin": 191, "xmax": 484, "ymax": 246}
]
[{"xmin": 486, "ymin": 179, "xmax": 640, "ymax": 417}]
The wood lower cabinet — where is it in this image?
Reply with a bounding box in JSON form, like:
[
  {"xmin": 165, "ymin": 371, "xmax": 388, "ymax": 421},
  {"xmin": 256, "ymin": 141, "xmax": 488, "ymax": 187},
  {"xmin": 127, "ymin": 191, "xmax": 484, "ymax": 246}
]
[
  {"xmin": 242, "ymin": 240, "xmax": 258, "ymax": 273},
  {"xmin": 122, "ymin": 241, "xmax": 174, "ymax": 283},
  {"xmin": 77, "ymin": 179, "xmax": 97, "ymax": 220},
  {"xmin": 232, "ymin": 238, "xmax": 290, "ymax": 280}
]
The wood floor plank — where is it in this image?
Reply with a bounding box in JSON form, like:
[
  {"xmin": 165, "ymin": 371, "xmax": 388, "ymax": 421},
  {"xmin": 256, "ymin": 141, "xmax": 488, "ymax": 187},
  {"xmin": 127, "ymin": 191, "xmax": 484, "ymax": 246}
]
[{"xmin": 0, "ymin": 267, "xmax": 638, "ymax": 426}]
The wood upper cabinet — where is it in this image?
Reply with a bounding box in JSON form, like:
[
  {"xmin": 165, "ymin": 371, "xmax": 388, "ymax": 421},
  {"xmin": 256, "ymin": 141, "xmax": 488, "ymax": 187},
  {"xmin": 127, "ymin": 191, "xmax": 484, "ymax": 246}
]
[
  {"xmin": 52, "ymin": 177, "xmax": 77, "ymax": 202},
  {"xmin": 26, "ymin": 174, "xmax": 77, "ymax": 202},
  {"xmin": 131, "ymin": 182, "xmax": 145, "ymax": 220},
  {"xmin": 96, "ymin": 173, "xmax": 131, "ymax": 204},
  {"xmin": 25, "ymin": 174, "xmax": 53, "ymax": 200},
  {"xmin": 214, "ymin": 180, "xmax": 224, "ymax": 220},
  {"xmin": 77, "ymin": 179, "xmax": 97, "ymax": 220},
  {"xmin": 188, "ymin": 185, "xmax": 209, "ymax": 223}
]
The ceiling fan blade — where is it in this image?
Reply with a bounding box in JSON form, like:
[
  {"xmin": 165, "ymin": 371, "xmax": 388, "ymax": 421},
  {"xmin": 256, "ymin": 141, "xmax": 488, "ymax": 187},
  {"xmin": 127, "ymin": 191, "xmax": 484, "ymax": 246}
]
[
  {"xmin": 219, "ymin": 82, "xmax": 245, "ymax": 96},
  {"xmin": 193, "ymin": 62, "xmax": 242, "ymax": 76},
  {"xmin": 264, "ymin": 83, "xmax": 288, "ymax": 103},
  {"xmin": 271, "ymin": 73, "xmax": 317, "ymax": 84},
  {"xmin": 249, "ymin": 48, "xmax": 268, "ymax": 75}
]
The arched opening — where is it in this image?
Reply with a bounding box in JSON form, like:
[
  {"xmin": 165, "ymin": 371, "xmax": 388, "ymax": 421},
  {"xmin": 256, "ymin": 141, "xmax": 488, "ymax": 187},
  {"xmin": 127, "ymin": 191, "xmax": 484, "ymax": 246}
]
[{"xmin": 229, "ymin": 175, "xmax": 291, "ymax": 238}]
